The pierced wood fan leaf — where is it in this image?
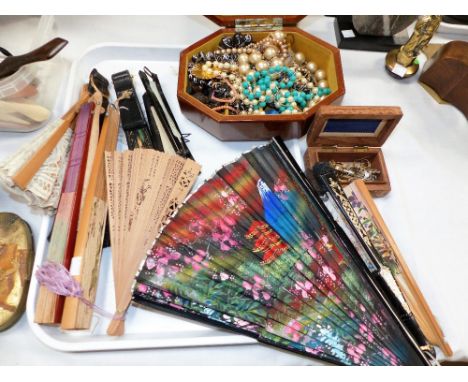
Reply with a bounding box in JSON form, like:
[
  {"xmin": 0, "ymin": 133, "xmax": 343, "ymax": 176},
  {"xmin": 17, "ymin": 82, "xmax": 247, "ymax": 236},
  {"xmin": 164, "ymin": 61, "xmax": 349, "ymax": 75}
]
[
  {"xmin": 105, "ymin": 149, "xmax": 200, "ymax": 336},
  {"xmin": 179, "ymin": 168, "xmax": 197, "ymax": 188},
  {"xmin": 165, "ymin": 197, "xmax": 180, "ymax": 220}
]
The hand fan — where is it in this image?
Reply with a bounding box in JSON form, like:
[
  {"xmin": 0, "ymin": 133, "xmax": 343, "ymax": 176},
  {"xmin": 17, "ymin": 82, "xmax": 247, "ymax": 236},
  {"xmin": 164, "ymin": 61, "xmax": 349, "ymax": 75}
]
[
  {"xmin": 34, "ymin": 102, "xmax": 95, "ymax": 324},
  {"xmin": 0, "ymin": 69, "xmax": 110, "ymax": 213},
  {"xmin": 310, "ymin": 163, "xmax": 451, "ymax": 357},
  {"xmin": 344, "ymin": 181, "xmax": 451, "ymax": 356},
  {"xmin": 0, "ymin": 119, "xmax": 72, "ymax": 213},
  {"xmin": 134, "ymin": 138, "xmax": 431, "ymax": 366},
  {"xmin": 104, "ymin": 149, "xmax": 200, "ymax": 336}
]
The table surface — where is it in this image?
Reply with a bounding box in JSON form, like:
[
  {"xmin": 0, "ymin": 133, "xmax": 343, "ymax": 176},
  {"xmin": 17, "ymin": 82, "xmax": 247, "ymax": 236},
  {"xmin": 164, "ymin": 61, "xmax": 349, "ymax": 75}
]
[{"xmin": 0, "ymin": 15, "xmax": 467, "ymax": 365}]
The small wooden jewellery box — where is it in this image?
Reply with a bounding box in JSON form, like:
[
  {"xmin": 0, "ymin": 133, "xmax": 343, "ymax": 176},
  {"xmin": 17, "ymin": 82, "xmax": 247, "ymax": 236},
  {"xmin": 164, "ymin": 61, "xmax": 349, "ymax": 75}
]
[
  {"xmin": 177, "ymin": 16, "xmax": 345, "ymax": 141},
  {"xmin": 304, "ymin": 105, "xmax": 402, "ymax": 197}
]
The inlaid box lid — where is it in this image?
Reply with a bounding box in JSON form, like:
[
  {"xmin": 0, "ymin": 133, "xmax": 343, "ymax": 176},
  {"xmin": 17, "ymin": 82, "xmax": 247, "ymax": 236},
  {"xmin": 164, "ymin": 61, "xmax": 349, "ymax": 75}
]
[{"xmin": 307, "ymin": 105, "xmax": 403, "ymax": 148}]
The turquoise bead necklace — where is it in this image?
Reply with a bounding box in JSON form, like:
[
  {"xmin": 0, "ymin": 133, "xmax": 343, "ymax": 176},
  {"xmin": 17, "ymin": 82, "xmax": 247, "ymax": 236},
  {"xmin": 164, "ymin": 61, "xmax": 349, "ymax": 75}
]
[{"xmin": 241, "ymin": 65, "xmax": 331, "ymax": 114}]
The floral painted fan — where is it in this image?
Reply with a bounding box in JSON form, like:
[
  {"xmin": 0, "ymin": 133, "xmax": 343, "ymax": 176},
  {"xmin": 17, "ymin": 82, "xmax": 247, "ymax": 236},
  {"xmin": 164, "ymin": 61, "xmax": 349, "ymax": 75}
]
[{"xmin": 133, "ymin": 138, "xmax": 430, "ymax": 366}]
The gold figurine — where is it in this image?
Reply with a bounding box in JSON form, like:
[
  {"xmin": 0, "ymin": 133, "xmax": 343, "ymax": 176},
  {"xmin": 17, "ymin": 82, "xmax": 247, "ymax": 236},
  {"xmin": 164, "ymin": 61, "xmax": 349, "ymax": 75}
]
[{"xmin": 385, "ymin": 15, "xmax": 442, "ymax": 79}]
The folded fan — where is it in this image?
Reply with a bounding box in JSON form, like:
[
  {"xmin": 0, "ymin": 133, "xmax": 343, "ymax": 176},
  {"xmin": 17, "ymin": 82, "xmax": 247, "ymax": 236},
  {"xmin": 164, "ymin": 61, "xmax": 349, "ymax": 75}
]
[
  {"xmin": 105, "ymin": 149, "xmax": 200, "ymax": 336},
  {"xmin": 134, "ymin": 138, "xmax": 430, "ymax": 366},
  {"xmin": 0, "ymin": 119, "xmax": 72, "ymax": 213},
  {"xmin": 343, "ymin": 180, "xmax": 451, "ymax": 356},
  {"xmin": 0, "ymin": 69, "xmax": 110, "ymax": 213}
]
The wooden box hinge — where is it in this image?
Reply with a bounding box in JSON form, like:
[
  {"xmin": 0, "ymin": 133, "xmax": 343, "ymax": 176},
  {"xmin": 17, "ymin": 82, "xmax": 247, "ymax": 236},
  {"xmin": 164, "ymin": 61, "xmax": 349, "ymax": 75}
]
[
  {"xmin": 353, "ymin": 145, "xmax": 369, "ymax": 152},
  {"xmin": 322, "ymin": 145, "xmax": 338, "ymax": 152},
  {"xmin": 235, "ymin": 17, "xmax": 283, "ymax": 32}
]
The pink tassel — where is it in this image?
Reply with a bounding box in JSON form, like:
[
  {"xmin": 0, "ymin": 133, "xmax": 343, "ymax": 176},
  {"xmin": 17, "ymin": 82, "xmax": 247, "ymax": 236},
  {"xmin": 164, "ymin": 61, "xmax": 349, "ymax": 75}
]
[{"xmin": 35, "ymin": 261, "xmax": 123, "ymax": 321}]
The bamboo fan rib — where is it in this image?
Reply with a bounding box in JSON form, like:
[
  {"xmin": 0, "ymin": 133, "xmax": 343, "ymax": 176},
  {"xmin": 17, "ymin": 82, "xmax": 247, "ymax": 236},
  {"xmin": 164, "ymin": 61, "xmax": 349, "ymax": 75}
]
[
  {"xmin": 133, "ymin": 139, "xmax": 429, "ymax": 366},
  {"xmin": 105, "ymin": 149, "xmax": 200, "ymax": 336}
]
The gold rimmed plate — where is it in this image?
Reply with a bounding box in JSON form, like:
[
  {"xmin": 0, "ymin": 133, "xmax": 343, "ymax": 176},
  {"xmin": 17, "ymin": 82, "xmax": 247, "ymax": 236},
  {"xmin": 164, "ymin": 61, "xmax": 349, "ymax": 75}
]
[{"xmin": 0, "ymin": 212, "xmax": 34, "ymax": 331}]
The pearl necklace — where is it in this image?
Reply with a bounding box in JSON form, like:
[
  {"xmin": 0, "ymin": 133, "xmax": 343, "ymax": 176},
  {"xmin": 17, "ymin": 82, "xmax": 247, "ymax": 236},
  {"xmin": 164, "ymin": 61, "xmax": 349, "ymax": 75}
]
[{"xmin": 187, "ymin": 31, "xmax": 332, "ymax": 116}]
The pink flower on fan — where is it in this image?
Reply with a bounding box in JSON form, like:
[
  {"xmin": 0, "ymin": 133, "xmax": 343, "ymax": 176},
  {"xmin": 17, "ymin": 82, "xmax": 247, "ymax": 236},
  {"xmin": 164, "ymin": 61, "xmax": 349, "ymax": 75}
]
[
  {"xmin": 346, "ymin": 343, "xmax": 366, "ymax": 364},
  {"xmin": 162, "ymin": 291, "xmax": 172, "ymax": 298},
  {"xmin": 152, "ymin": 246, "xmax": 167, "ymax": 258},
  {"xmin": 158, "ymin": 257, "xmax": 169, "ymax": 265},
  {"xmin": 224, "ymin": 215, "xmax": 236, "ymax": 226},
  {"xmin": 300, "ymin": 232, "xmax": 318, "ymax": 260},
  {"xmin": 285, "ymin": 320, "xmax": 302, "ymax": 342},
  {"xmin": 191, "ymin": 263, "xmax": 202, "ymax": 271},
  {"xmin": 242, "ymin": 281, "xmax": 252, "ymax": 291},
  {"xmin": 294, "ymin": 280, "xmax": 314, "ymax": 299},
  {"xmin": 153, "ymin": 246, "xmax": 181, "ymax": 261},
  {"xmin": 146, "ymin": 250, "xmax": 179, "ymax": 277},
  {"xmin": 211, "ymin": 218, "xmax": 238, "ymax": 251},
  {"xmin": 252, "ymin": 289, "xmax": 260, "ymax": 300},
  {"xmin": 181, "ymin": 248, "xmax": 208, "ymax": 272},
  {"xmin": 308, "ymin": 248, "xmax": 318, "ymax": 259},
  {"xmin": 189, "ymin": 219, "xmax": 207, "ymax": 236},
  {"xmin": 253, "ymin": 274, "xmax": 264, "ymax": 285},
  {"xmin": 145, "ymin": 257, "xmax": 157, "ymax": 270},
  {"xmin": 226, "ymin": 192, "xmax": 241, "ymax": 207},
  {"xmin": 169, "ymin": 265, "xmax": 181, "ymax": 274},
  {"xmin": 382, "ymin": 348, "xmax": 399, "ymax": 366},
  {"xmin": 274, "ymin": 179, "xmax": 288, "ymax": 193},
  {"xmin": 137, "ymin": 284, "xmax": 148, "ymax": 293},
  {"xmin": 192, "ymin": 249, "xmax": 207, "ymax": 263},
  {"xmin": 170, "ymin": 251, "xmax": 181, "ymax": 261},
  {"xmin": 322, "ymin": 265, "xmax": 336, "ymax": 281},
  {"xmin": 273, "ymin": 179, "xmax": 289, "ymax": 200},
  {"xmin": 220, "ymin": 272, "xmax": 229, "ymax": 281},
  {"xmin": 234, "ymin": 318, "xmax": 250, "ymax": 328},
  {"xmin": 359, "ymin": 323, "xmax": 374, "ymax": 343},
  {"xmin": 169, "ymin": 303, "xmax": 184, "ymax": 311},
  {"xmin": 321, "ymin": 235, "xmax": 329, "ymax": 245},
  {"xmin": 243, "ymin": 275, "xmax": 269, "ymax": 301},
  {"xmin": 371, "ymin": 313, "xmax": 383, "ymax": 326},
  {"xmin": 305, "ymin": 346, "xmax": 320, "ymax": 355}
]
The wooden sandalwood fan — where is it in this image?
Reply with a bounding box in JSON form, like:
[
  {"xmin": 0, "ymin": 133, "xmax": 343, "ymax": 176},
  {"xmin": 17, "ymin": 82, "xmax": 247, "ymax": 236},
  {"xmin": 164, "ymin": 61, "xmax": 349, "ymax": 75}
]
[{"xmin": 105, "ymin": 149, "xmax": 200, "ymax": 336}]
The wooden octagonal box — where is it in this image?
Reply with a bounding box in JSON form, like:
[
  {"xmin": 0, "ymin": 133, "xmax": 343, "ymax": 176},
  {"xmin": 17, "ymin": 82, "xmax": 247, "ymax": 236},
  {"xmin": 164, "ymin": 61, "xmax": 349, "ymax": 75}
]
[{"xmin": 177, "ymin": 16, "xmax": 346, "ymax": 141}]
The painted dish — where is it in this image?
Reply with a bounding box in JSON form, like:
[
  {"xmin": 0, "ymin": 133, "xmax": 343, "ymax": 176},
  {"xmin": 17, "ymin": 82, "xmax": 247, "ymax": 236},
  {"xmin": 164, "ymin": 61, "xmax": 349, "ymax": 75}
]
[{"xmin": 0, "ymin": 212, "xmax": 34, "ymax": 331}]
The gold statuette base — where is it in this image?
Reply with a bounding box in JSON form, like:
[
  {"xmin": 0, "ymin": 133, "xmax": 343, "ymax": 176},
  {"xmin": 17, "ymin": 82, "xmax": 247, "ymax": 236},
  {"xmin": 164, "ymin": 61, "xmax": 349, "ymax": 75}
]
[{"xmin": 385, "ymin": 49, "xmax": 419, "ymax": 79}]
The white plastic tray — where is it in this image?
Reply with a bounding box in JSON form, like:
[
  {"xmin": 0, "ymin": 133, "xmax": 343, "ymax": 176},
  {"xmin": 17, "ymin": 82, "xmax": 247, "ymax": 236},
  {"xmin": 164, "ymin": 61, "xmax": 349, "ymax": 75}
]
[{"xmin": 26, "ymin": 43, "xmax": 303, "ymax": 352}]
